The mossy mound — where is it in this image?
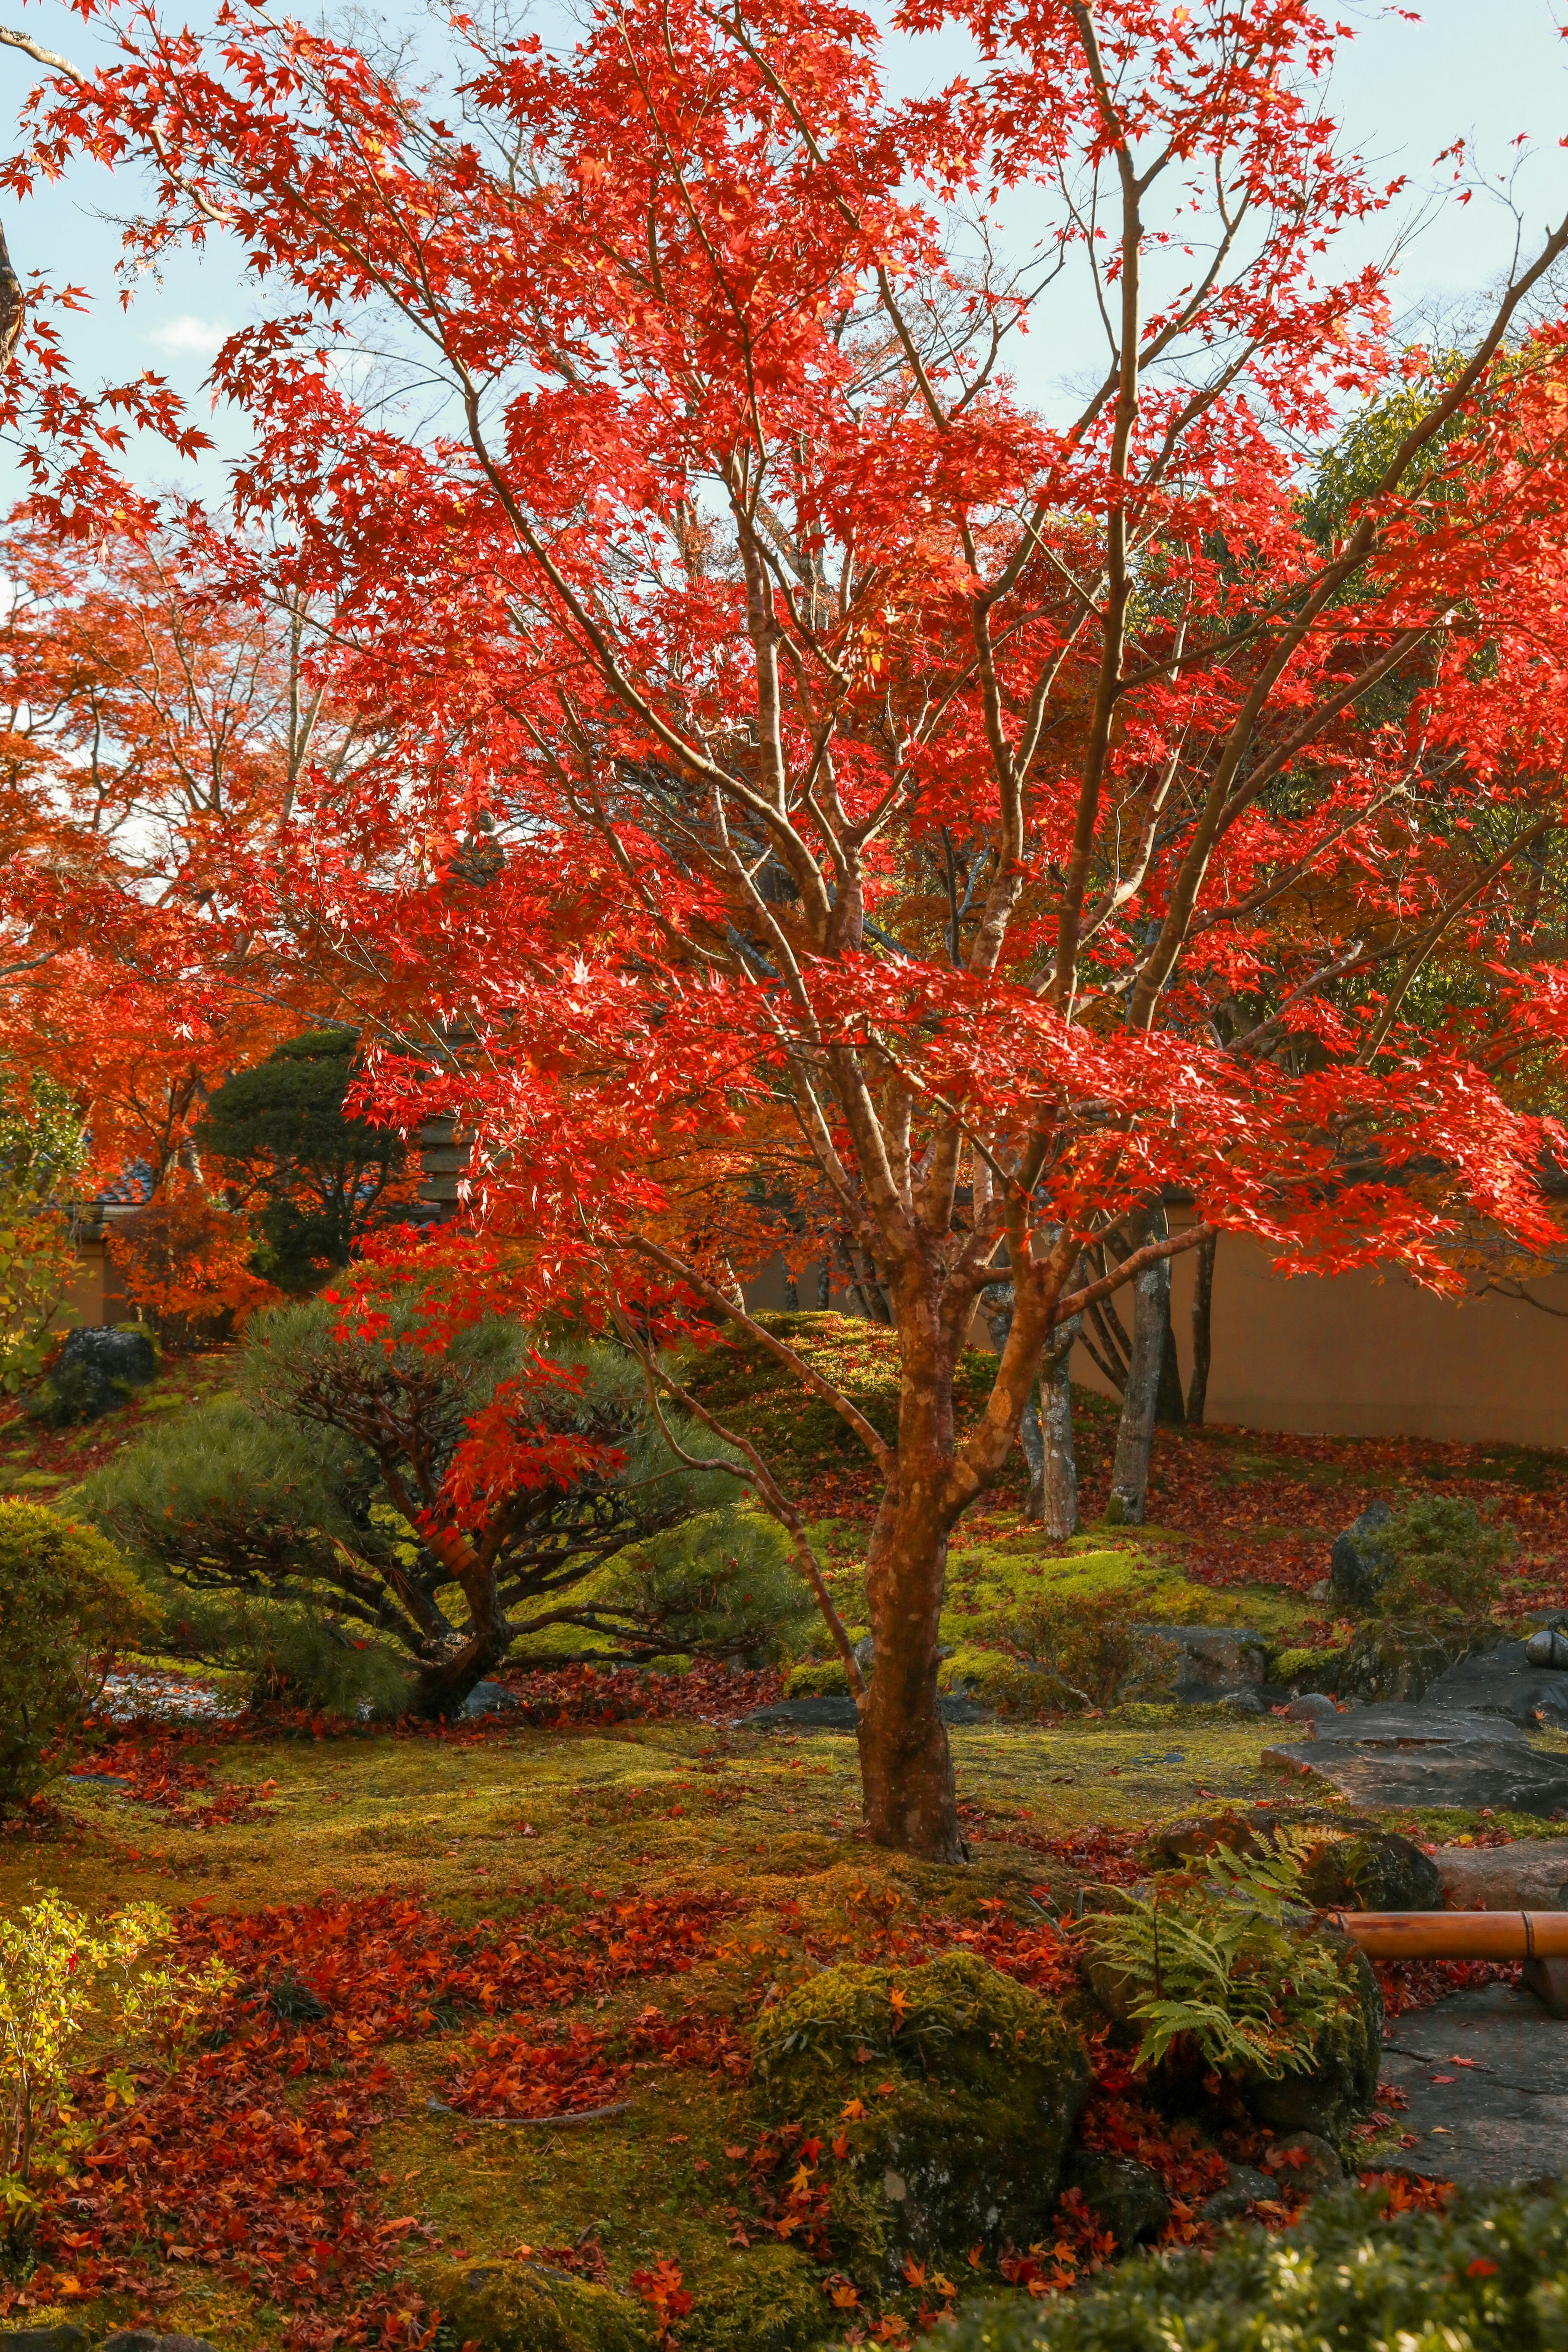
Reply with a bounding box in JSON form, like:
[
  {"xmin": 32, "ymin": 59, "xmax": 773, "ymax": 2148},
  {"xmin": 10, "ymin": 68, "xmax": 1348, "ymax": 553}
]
[
  {"xmin": 940, "ymin": 2175, "xmax": 1568, "ymax": 2351},
  {"xmin": 428, "ymin": 2258, "xmax": 654, "ymax": 2351},
  {"xmin": 753, "ymin": 1951, "xmax": 1091, "ymax": 2285},
  {"xmin": 680, "ymin": 2244, "xmax": 837, "ymax": 2352},
  {"xmin": 1270, "ymin": 1644, "xmax": 1343, "ymax": 1693}
]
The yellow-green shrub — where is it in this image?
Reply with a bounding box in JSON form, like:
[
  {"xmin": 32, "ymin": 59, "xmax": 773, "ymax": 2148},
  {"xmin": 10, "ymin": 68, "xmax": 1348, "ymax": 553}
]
[{"xmin": 0, "ymin": 1501, "xmax": 160, "ymax": 1809}]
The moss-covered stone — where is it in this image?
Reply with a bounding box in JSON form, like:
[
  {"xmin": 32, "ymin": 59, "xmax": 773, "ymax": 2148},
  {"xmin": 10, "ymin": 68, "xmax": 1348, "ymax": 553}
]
[
  {"xmin": 426, "ymin": 2258, "xmax": 654, "ymax": 2352},
  {"xmin": 679, "ymin": 2245, "xmax": 836, "ymax": 2352},
  {"xmin": 1298, "ymin": 1829, "xmax": 1441, "ymax": 1913},
  {"xmin": 1270, "ymin": 1645, "xmax": 1343, "ymax": 1694},
  {"xmin": 1339, "ymin": 1619, "xmax": 1452, "ymax": 1703},
  {"xmin": 753, "ymin": 1951, "xmax": 1091, "ymax": 2284},
  {"xmin": 1241, "ymin": 1922, "xmax": 1383, "ymax": 2143}
]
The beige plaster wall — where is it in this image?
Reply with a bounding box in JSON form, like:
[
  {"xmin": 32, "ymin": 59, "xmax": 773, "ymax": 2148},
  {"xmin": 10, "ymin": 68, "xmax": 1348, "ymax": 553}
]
[
  {"xmin": 746, "ymin": 1242, "xmax": 1568, "ymax": 1450},
  {"xmin": 1077, "ymin": 1236, "xmax": 1568, "ymax": 1449}
]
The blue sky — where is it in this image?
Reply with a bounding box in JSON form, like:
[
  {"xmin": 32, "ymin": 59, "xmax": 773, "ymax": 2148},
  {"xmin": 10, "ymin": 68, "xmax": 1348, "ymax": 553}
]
[{"xmin": 2, "ymin": 0, "xmax": 1565, "ymax": 506}]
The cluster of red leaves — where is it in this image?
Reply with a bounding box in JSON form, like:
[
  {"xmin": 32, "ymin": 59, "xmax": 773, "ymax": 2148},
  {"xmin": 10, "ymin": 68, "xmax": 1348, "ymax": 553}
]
[
  {"xmin": 1109, "ymin": 1423, "xmax": 1568, "ymax": 1599},
  {"xmin": 998, "ymin": 2189, "xmax": 1118, "ymax": 2297},
  {"xmin": 739, "ymin": 2123, "xmax": 836, "ymax": 2259},
  {"xmin": 72, "ymin": 1734, "xmax": 276, "ymax": 1829},
  {"xmin": 955, "ymin": 1807, "xmax": 1149, "ymax": 1886},
  {"xmin": 445, "ymin": 1999, "xmax": 748, "ymax": 2120},
  {"xmin": 1076, "ymin": 2076, "xmax": 1230, "ymax": 2219},
  {"xmin": 180, "ymin": 1886, "xmax": 737, "ymax": 2042},
  {"xmin": 492, "ymin": 1660, "xmax": 784, "ymax": 1727},
  {"xmin": 1357, "ymin": 2171, "xmax": 1456, "ymax": 2215},
  {"xmin": 1375, "ymin": 1956, "xmax": 1521, "ymax": 2020},
  {"xmin": 17, "ymin": 2036, "xmax": 428, "ymax": 2347},
  {"xmin": 630, "ymin": 2255, "xmax": 693, "ymax": 2347}
]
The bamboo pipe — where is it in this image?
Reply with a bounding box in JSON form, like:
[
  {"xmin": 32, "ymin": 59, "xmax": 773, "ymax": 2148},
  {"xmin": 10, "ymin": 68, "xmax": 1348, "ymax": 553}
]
[{"xmin": 1326, "ymin": 1910, "xmax": 1568, "ymax": 1962}]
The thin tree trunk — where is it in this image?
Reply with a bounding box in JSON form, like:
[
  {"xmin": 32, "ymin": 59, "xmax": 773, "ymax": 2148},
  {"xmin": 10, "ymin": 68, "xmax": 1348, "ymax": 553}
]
[
  {"xmin": 1036, "ymin": 1313, "xmax": 1082, "ymax": 1539},
  {"xmin": 815, "ymin": 1258, "xmax": 831, "ymax": 1310},
  {"xmin": 860, "ymin": 1309, "xmax": 963, "ymax": 1862},
  {"xmin": 1109, "ymin": 1242, "xmax": 1169, "ymax": 1525},
  {"xmin": 1155, "ymin": 1303, "xmax": 1186, "ymax": 1426},
  {"xmin": 1187, "ymin": 1230, "xmax": 1218, "ymax": 1423}
]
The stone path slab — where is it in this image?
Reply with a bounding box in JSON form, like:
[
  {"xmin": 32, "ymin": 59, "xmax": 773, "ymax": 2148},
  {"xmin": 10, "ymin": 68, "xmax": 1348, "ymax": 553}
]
[
  {"xmin": 1264, "ymin": 1735, "xmax": 1568, "ymax": 1814},
  {"xmin": 1280, "ymin": 1705, "xmax": 1525, "ymax": 1748},
  {"xmin": 1379, "ymin": 1984, "xmax": 1568, "ymax": 2190},
  {"xmin": 1425, "ymin": 1642, "xmax": 1568, "ymax": 1728}
]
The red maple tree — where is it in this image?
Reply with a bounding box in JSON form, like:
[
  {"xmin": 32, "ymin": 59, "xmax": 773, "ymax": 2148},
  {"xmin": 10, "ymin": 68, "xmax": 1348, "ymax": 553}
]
[{"xmin": 6, "ymin": 0, "xmax": 1568, "ymax": 1853}]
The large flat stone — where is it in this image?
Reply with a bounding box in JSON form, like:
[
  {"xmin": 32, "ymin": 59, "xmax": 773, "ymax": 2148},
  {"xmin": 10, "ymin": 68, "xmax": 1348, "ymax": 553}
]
[
  {"xmin": 1435, "ymin": 1837, "xmax": 1568, "ymax": 1908},
  {"xmin": 1425, "ymin": 1642, "xmax": 1568, "ymax": 1728},
  {"xmin": 1379, "ymin": 1983, "xmax": 1568, "ymax": 2190},
  {"xmin": 1264, "ymin": 1735, "xmax": 1568, "ymax": 1814},
  {"xmin": 1284, "ymin": 1704, "xmax": 1525, "ymax": 1748}
]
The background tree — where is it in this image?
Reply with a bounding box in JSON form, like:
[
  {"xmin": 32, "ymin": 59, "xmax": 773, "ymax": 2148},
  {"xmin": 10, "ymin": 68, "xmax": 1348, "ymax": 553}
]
[
  {"xmin": 197, "ymin": 1028, "xmax": 414, "ymax": 1292},
  {"xmin": 9, "ymin": 0, "xmax": 1568, "ymax": 1857}
]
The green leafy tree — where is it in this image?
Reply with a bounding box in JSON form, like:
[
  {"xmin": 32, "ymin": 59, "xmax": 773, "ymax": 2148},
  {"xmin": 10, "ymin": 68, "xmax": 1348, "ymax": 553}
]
[{"xmin": 196, "ymin": 1029, "xmax": 411, "ymax": 1292}]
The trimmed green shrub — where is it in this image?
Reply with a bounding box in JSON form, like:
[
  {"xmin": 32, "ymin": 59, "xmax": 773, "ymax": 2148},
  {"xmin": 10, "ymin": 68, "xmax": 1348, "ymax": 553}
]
[
  {"xmin": 80, "ymin": 1294, "xmax": 813, "ymax": 1714},
  {"xmin": 938, "ymin": 2175, "xmax": 1568, "ymax": 2352},
  {"xmin": 1376, "ymin": 1494, "xmax": 1513, "ymax": 1631},
  {"xmin": 753, "ymin": 1952, "xmax": 1091, "ymax": 2286},
  {"xmin": 0, "ymin": 1501, "xmax": 161, "ymax": 1808}
]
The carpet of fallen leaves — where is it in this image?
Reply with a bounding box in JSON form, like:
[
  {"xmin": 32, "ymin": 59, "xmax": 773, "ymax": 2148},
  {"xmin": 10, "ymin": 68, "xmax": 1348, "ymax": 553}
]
[{"xmin": 2, "ymin": 1886, "xmax": 742, "ymax": 2345}]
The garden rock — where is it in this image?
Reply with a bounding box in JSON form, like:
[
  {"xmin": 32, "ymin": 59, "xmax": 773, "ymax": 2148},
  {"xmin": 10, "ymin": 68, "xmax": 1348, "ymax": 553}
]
[
  {"xmin": 1270, "ymin": 1702, "xmax": 1523, "ymax": 1748},
  {"xmin": 1329, "ymin": 1501, "xmax": 1394, "ymax": 1609},
  {"xmin": 1200, "ymin": 2162, "xmax": 1274, "ymax": 2223},
  {"xmin": 1268, "ymin": 1732, "xmax": 1568, "ymax": 1815},
  {"xmin": 462, "ymin": 1679, "xmax": 520, "ymax": 1719},
  {"xmin": 1282, "ymin": 1695, "xmax": 1342, "ymax": 1728},
  {"xmin": 1260, "ymin": 2131, "xmax": 1343, "ymax": 2195},
  {"xmin": 1297, "ymin": 1828, "xmax": 1441, "ymax": 1913},
  {"xmin": 1526, "ymin": 1627, "xmax": 1568, "ymax": 1669},
  {"xmin": 1062, "ymin": 2149, "xmax": 1169, "ymax": 2247},
  {"xmin": 430, "ymin": 2257, "xmax": 655, "ymax": 2351},
  {"xmin": 1426, "ymin": 1639, "xmax": 1568, "ymax": 1728},
  {"xmin": 752, "ymin": 1951, "xmax": 1091, "ymax": 2283},
  {"xmin": 1434, "ymin": 1836, "xmax": 1568, "ymax": 1910},
  {"xmin": 1136, "ymin": 1625, "xmax": 1266, "ymax": 1704},
  {"xmin": 27, "ymin": 1324, "xmax": 158, "ymax": 1426},
  {"xmin": 1338, "ymin": 1618, "xmax": 1452, "ymax": 1704},
  {"xmin": 0, "ymin": 2331, "xmax": 90, "ymax": 2352}
]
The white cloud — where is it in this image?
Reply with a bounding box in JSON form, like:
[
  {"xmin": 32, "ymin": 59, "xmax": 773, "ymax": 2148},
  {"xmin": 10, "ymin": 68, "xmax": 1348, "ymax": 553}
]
[{"xmin": 147, "ymin": 314, "xmax": 232, "ymax": 358}]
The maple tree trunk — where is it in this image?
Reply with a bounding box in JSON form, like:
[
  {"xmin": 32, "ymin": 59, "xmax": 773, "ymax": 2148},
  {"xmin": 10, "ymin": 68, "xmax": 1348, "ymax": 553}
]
[
  {"xmin": 1187, "ymin": 1231, "xmax": 1218, "ymax": 1424},
  {"xmin": 858, "ymin": 1298, "xmax": 963, "ymax": 1863},
  {"xmin": 1109, "ymin": 1251, "xmax": 1169, "ymax": 1524}
]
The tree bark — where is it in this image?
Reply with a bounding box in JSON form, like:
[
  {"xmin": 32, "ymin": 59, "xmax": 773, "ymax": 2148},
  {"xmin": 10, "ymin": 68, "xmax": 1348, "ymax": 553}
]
[
  {"xmin": 1155, "ymin": 1305, "xmax": 1186, "ymax": 1426},
  {"xmin": 1035, "ymin": 1313, "xmax": 1082, "ymax": 1539},
  {"xmin": 1187, "ymin": 1230, "xmax": 1218, "ymax": 1424},
  {"xmin": 1109, "ymin": 1243, "xmax": 1168, "ymax": 1524},
  {"xmin": 858, "ymin": 1304, "xmax": 964, "ymax": 1862}
]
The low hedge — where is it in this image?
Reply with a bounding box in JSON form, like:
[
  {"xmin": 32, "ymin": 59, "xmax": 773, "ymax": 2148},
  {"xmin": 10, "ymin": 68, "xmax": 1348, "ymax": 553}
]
[{"xmin": 938, "ymin": 2175, "xmax": 1568, "ymax": 2350}]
